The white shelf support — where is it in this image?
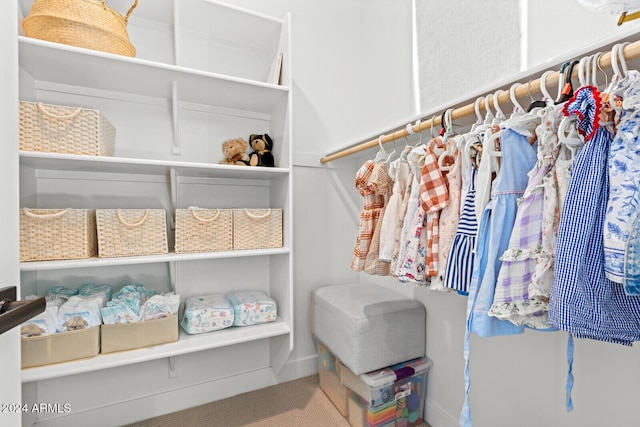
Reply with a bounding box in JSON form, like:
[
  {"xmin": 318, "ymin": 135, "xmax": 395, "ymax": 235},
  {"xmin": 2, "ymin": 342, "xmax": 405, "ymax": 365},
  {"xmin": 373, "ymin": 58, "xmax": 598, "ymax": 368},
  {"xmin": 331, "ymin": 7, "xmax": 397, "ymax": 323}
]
[
  {"xmin": 168, "ymin": 261, "xmax": 179, "ymax": 294},
  {"xmin": 171, "ymin": 80, "xmax": 181, "ymax": 155},
  {"xmin": 168, "ymin": 356, "xmax": 177, "ymax": 379},
  {"xmin": 169, "ymin": 167, "xmax": 178, "ymax": 230}
]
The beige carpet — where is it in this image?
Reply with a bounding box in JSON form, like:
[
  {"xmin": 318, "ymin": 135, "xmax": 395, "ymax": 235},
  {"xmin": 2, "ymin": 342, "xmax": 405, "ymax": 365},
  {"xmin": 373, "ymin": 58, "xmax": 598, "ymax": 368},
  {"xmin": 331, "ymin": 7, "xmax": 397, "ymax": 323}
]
[{"xmin": 124, "ymin": 375, "xmax": 430, "ymax": 427}]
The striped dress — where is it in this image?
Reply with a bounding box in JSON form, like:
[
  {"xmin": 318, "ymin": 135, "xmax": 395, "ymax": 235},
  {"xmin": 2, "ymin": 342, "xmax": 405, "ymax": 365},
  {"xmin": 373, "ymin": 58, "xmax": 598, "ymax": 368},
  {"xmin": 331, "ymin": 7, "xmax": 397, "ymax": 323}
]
[{"xmin": 444, "ymin": 164, "xmax": 478, "ymax": 295}]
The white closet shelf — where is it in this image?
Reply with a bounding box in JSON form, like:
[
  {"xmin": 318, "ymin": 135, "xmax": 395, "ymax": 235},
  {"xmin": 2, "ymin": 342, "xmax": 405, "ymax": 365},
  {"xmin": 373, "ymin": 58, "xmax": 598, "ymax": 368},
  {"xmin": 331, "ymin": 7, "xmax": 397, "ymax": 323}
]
[
  {"xmin": 19, "ymin": 151, "xmax": 290, "ymax": 180},
  {"xmin": 21, "ymin": 318, "xmax": 291, "ymax": 383},
  {"xmin": 18, "ymin": 37, "xmax": 289, "ymax": 113},
  {"xmin": 20, "ymin": 248, "xmax": 291, "ymax": 272}
]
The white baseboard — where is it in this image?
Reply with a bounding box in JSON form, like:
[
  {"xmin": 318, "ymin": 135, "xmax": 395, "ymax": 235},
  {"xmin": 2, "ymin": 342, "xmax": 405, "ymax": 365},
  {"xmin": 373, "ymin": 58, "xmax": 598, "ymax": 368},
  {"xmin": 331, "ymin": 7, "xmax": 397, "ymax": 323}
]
[
  {"xmin": 30, "ymin": 355, "xmax": 319, "ymax": 427},
  {"xmin": 425, "ymin": 398, "xmax": 459, "ymax": 427}
]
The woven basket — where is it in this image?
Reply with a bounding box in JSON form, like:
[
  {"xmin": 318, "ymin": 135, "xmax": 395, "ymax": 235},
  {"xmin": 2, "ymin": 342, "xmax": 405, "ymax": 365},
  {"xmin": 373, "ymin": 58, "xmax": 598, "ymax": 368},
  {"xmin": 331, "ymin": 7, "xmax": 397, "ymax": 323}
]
[
  {"xmin": 233, "ymin": 209, "xmax": 283, "ymax": 250},
  {"xmin": 22, "ymin": 0, "xmax": 138, "ymax": 57},
  {"xmin": 20, "ymin": 208, "xmax": 97, "ymax": 262},
  {"xmin": 19, "ymin": 101, "xmax": 115, "ymax": 156},
  {"xmin": 96, "ymin": 209, "xmax": 168, "ymax": 258},
  {"xmin": 175, "ymin": 208, "xmax": 233, "ymax": 254}
]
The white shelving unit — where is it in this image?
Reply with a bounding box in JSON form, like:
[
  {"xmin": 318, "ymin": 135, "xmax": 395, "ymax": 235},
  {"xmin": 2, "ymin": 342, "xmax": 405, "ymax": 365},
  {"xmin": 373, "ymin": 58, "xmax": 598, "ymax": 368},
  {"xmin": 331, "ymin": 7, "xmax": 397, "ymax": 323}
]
[{"xmin": 17, "ymin": 0, "xmax": 293, "ymax": 386}]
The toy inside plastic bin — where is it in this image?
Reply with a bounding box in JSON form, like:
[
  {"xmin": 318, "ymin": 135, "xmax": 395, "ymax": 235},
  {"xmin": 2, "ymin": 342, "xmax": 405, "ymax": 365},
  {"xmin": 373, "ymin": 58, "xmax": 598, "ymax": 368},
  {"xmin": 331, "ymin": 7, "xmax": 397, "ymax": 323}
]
[{"xmin": 341, "ymin": 356, "xmax": 432, "ymax": 426}]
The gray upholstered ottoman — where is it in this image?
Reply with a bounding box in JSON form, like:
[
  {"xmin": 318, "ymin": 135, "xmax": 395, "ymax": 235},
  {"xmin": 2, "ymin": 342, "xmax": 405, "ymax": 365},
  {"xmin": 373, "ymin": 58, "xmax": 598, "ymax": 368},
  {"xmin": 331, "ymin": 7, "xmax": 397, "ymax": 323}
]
[{"xmin": 311, "ymin": 283, "xmax": 426, "ymax": 375}]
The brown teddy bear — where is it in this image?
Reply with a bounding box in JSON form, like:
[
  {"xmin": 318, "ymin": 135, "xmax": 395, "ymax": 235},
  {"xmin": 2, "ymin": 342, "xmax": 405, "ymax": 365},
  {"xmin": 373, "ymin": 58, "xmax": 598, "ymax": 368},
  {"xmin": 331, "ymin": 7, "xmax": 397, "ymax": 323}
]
[{"xmin": 219, "ymin": 138, "xmax": 250, "ymax": 166}]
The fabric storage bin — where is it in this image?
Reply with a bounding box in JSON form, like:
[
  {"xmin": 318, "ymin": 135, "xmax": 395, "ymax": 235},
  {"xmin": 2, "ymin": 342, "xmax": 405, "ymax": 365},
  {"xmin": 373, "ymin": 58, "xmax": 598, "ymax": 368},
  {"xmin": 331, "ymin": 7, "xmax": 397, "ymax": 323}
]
[
  {"xmin": 21, "ymin": 326, "xmax": 100, "ymax": 368},
  {"xmin": 20, "ymin": 208, "xmax": 97, "ymax": 262},
  {"xmin": 19, "ymin": 101, "xmax": 115, "ymax": 156},
  {"xmin": 317, "ymin": 340, "xmax": 349, "ymax": 417},
  {"xmin": 96, "ymin": 209, "xmax": 168, "ymax": 258},
  {"xmin": 233, "ymin": 208, "xmax": 283, "ymax": 250},
  {"xmin": 101, "ymin": 314, "xmax": 178, "ymax": 353},
  {"xmin": 340, "ymin": 357, "xmax": 432, "ymax": 427},
  {"xmin": 174, "ymin": 208, "xmax": 233, "ymax": 254}
]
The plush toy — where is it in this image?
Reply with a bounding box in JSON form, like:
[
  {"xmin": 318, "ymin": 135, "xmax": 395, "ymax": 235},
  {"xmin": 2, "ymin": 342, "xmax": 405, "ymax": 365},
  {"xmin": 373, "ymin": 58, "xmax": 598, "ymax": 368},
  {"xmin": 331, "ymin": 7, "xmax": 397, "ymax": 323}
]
[
  {"xmin": 219, "ymin": 138, "xmax": 250, "ymax": 166},
  {"xmin": 21, "ymin": 323, "xmax": 43, "ymax": 337},
  {"xmin": 248, "ymin": 134, "xmax": 275, "ymax": 167}
]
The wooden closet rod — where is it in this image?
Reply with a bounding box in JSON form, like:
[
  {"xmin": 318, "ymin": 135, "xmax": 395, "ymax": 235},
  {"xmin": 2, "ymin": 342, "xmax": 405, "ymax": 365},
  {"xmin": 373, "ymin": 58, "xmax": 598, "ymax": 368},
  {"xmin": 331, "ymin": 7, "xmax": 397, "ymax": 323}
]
[{"xmin": 320, "ymin": 38, "xmax": 640, "ymax": 164}]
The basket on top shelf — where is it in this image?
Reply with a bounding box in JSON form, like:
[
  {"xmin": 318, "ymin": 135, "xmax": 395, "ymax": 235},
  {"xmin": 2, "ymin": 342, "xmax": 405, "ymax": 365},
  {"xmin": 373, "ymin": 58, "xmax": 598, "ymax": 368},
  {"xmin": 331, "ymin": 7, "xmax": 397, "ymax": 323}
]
[
  {"xmin": 19, "ymin": 101, "xmax": 115, "ymax": 156},
  {"xmin": 22, "ymin": 0, "xmax": 138, "ymax": 57},
  {"xmin": 19, "ymin": 208, "xmax": 97, "ymax": 262},
  {"xmin": 233, "ymin": 208, "xmax": 283, "ymax": 250},
  {"xmin": 96, "ymin": 209, "xmax": 168, "ymax": 258}
]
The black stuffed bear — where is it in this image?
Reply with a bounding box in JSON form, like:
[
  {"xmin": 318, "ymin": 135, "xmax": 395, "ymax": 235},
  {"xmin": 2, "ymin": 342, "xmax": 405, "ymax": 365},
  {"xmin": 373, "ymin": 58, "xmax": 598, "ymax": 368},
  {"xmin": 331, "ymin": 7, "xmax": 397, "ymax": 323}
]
[{"xmin": 248, "ymin": 134, "xmax": 275, "ymax": 167}]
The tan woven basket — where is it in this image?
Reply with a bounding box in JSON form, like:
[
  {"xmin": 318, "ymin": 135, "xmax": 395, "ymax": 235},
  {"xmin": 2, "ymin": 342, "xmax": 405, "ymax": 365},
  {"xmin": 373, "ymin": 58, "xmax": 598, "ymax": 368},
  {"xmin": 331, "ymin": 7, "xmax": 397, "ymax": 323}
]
[
  {"xmin": 20, "ymin": 208, "xmax": 97, "ymax": 262},
  {"xmin": 19, "ymin": 101, "xmax": 115, "ymax": 156},
  {"xmin": 233, "ymin": 209, "xmax": 283, "ymax": 250},
  {"xmin": 96, "ymin": 209, "xmax": 168, "ymax": 258},
  {"xmin": 22, "ymin": 0, "xmax": 138, "ymax": 57},
  {"xmin": 175, "ymin": 208, "xmax": 233, "ymax": 254}
]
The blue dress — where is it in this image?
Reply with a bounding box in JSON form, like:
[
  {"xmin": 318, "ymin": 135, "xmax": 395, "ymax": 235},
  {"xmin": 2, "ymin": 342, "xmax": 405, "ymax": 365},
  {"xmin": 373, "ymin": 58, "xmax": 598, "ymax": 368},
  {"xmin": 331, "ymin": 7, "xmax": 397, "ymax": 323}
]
[
  {"xmin": 549, "ymin": 86, "xmax": 640, "ymax": 345},
  {"xmin": 466, "ymin": 127, "xmax": 538, "ymax": 338}
]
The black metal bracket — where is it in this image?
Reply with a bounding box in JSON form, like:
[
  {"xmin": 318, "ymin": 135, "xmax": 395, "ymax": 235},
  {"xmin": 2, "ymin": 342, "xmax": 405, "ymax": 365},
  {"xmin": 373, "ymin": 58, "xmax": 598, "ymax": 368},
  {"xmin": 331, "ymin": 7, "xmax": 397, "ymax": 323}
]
[{"xmin": 0, "ymin": 286, "xmax": 46, "ymax": 336}]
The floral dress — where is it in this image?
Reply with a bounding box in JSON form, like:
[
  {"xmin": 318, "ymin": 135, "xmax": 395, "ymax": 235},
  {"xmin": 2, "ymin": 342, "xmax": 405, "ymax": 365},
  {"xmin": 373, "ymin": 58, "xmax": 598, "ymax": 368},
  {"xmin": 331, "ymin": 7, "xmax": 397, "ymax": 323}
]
[
  {"xmin": 604, "ymin": 70, "xmax": 640, "ymax": 291},
  {"xmin": 395, "ymin": 145, "xmax": 428, "ymax": 284},
  {"xmin": 549, "ymin": 85, "xmax": 640, "ymax": 345},
  {"xmin": 379, "ymin": 151, "xmax": 412, "ymax": 263}
]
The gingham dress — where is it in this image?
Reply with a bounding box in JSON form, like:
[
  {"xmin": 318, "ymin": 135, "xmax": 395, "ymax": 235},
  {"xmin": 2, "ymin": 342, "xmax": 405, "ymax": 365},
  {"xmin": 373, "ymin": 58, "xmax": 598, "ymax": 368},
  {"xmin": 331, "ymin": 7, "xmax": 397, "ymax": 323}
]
[
  {"xmin": 351, "ymin": 160, "xmax": 385, "ymax": 271},
  {"xmin": 549, "ymin": 86, "xmax": 640, "ymax": 345}
]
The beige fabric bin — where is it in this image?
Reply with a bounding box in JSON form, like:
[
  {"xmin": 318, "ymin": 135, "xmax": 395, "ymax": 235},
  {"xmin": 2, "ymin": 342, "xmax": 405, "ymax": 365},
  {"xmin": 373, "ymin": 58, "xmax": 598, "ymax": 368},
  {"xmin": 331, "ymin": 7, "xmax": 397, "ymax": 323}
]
[
  {"xmin": 100, "ymin": 315, "xmax": 178, "ymax": 354},
  {"xmin": 21, "ymin": 326, "xmax": 100, "ymax": 368}
]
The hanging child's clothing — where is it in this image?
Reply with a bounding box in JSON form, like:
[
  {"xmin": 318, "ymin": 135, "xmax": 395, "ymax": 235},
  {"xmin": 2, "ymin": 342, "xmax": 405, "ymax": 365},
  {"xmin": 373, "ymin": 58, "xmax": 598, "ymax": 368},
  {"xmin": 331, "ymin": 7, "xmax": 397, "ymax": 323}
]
[
  {"xmin": 549, "ymin": 85, "xmax": 640, "ymax": 345},
  {"xmin": 488, "ymin": 107, "xmax": 561, "ymax": 329},
  {"xmin": 603, "ymin": 70, "xmax": 640, "ymax": 291},
  {"xmin": 364, "ymin": 162, "xmax": 392, "ymax": 276},
  {"xmin": 466, "ymin": 126, "xmax": 538, "ymax": 338},
  {"xmin": 419, "ymin": 137, "xmax": 449, "ymax": 282},
  {"xmin": 379, "ymin": 149, "xmax": 412, "ymax": 264},
  {"xmin": 395, "ymin": 145, "xmax": 428, "ymax": 284},
  {"xmin": 351, "ymin": 160, "xmax": 386, "ymax": 271},
  {"xmin": 437, "ymin": 142, "xmax": 462, "ymax": 287},
  {"xmin": 444, "ymin": 139, "xmax": 479, "ymax": 295}
]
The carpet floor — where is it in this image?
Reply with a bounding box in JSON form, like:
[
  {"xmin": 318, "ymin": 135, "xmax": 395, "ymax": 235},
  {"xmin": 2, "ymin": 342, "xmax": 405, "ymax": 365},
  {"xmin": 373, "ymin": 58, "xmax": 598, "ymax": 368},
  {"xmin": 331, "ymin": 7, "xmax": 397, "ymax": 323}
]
[{"xmin": 123, "ymin": 374, "xmax": 430, "ymax": 427}]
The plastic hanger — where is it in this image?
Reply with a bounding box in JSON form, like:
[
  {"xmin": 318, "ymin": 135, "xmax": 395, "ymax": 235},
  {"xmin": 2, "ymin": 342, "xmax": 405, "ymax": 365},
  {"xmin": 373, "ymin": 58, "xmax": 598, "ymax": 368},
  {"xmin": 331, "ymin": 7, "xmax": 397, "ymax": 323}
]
[
  {"xmin": 492, "ymin": 90, "xmax": 507, "ymax": 123},
  {"xmin": 591, "ymin": 52, "xmax": 608, "ymax": 90},
  {"xmin": 557, "ymin": 115, "xmax": 583, "ymax": 160},
  {"xmin": 483, "ymin": 94, "xmax": 495, "ymax": 125},
  {"xmin": 555, "ymin": 60, "xmax": 579, "ymax": 105},
  {"xmin": 526, "ymin": 79, "xmax": 548, "ymax": 112},
  {"xmin": 509, "ymin": 83, "xmax": 525, "ymax": 117},
  {"xmin": 373, "ymin": 135, "xmax": 387, "ymax": 162},
  {"xmin": 385, "ymin": 137, "xmax": 398, "ymax": 167},
  {"xmin": 539, "ymin": 70, "xmax": 555, "ymax": 105},
  {"xmin": 438, "ymin": 109, "xmax": 456, "ymax": 171},
  {"xmin": 471, "ymin": 97, "xmax": 484, "ymax": 131},
  {"xmin": 554, "ymin": 62, "xmax": 570, "ymax": 104}
]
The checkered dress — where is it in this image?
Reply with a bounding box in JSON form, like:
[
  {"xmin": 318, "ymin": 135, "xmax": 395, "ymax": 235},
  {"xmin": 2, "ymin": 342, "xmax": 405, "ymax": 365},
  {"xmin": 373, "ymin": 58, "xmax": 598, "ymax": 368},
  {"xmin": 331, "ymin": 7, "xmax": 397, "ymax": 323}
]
[
  {"xmin": 351, "ymin": 160, "xmax": 385, "ymax": 271},
  {"xmin": 549, "ymin": 86, "xmax": 640, "ymax": 345}
]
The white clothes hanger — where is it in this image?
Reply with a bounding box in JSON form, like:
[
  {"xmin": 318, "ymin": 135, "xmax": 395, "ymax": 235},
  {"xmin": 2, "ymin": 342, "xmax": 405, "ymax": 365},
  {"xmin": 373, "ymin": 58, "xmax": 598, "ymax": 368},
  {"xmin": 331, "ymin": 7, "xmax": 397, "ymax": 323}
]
[
  {"xmin": 373, "ymin": 135, "xmax": 387, "ymax": 162},
  {"xmin": 509, "ymin": 83, "xmax": 525, "ymax": 117},
  {"xmin": 591, "ymin": 52, "xmax": 607, "ymax": 90},
  {"xmin": 492, "ymin": 90, "xmax": 507, "ymax": 123},
  {"xmin": 483, "ymin": 94, "xmax": 495, "ymax": 125},
  {"xmin": 385, "ymin": 137, "xmax": 398, "ymax": 166},
  {"xmin": 557, "ymin": 115, "xmax": 583, "ymax": 160},
  {"xmin": 471, "ymin": 97, "xmax": 484, "ymax": 131},
  {"xmin": 539, "ymin": 70, "xmax": 555, "ymax": 105}
]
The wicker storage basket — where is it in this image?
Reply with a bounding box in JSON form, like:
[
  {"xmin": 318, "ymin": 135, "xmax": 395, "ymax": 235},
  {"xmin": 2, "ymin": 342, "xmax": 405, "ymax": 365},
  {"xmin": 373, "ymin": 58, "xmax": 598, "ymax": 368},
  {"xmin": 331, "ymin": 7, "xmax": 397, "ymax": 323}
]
[
  {"xmin": 19, "ymin": 101, "xmax": 115, "ymax": 156},
  {"xmin": 20, "ymin": 208, "xmax": 97, "ymax": 262},
  {"xmin": 22, "ymin": 0, "xmax": 138, "ymax": 57},
  {"xmin": 233, "ymin": 209, "xmax": 283, "ymax": 250},
  {"xmin": 96, "ymin": 209, "xmax": 168, "ymax": 258},
  {"xmin": 175, "ymin": 208, "xmax": 233, "ymax": 254}
]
